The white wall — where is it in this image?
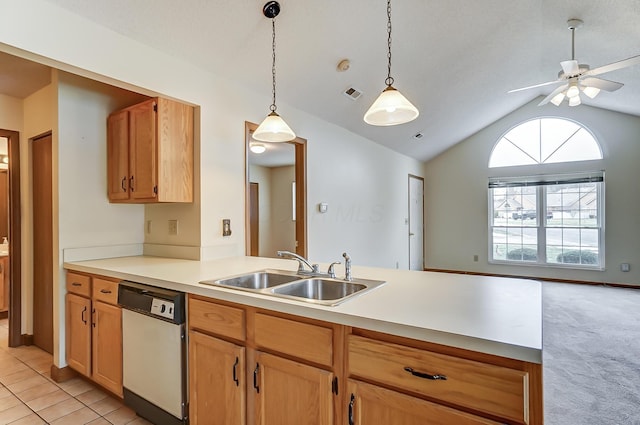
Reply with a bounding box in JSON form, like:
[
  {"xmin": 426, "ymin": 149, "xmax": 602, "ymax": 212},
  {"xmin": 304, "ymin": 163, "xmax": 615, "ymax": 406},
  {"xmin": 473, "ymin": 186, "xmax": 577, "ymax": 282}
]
[
  {"xmin": 270, "ymin": 165, "xmax": 296, "ymax": 255},
  {"xmin": 423, "ymin": 98, "xmax": 640, "ymax": 285},
  {"xmin": 249, "ymin": 164, "xmax": 273, "ymax": 257}
]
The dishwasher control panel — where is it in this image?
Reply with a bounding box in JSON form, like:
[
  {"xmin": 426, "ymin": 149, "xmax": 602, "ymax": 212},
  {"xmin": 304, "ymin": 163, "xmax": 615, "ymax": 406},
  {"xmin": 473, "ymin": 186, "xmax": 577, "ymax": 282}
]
[
  {"xmin": 118, "ymin": 281, "xmax": 185, "ymax": 325},
  {"xmin": 151, "ymin": 298, "xmax": 175, "ymax": 320}
]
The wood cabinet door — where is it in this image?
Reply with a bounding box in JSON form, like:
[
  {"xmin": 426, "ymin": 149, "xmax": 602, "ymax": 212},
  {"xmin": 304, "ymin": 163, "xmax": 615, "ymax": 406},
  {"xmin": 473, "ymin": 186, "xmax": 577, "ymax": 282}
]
[
  {"xmin": 189, "ymin": 331, "xmax": 245, "ymax": 425},
  {"xmin": 254, "ymin": 351, "xmax": 333, "ymax": 425},
  {"xmin": 65, "ymin": 293, "xmax": 91, "ymax": 377},
  {"xmin": 346, "ymin": 380, "xmax": 501, "ymax": 425},
  {"xmin": 107, "ymin": 110, "xmax": 130, "ymax": 201},
  {"xmin": 128, "ymin": 99, "xmax": 157, "ymax": 201},
  {"xmin": 91, "ymin": 301, "xmax": 123, "ymax": 396}
]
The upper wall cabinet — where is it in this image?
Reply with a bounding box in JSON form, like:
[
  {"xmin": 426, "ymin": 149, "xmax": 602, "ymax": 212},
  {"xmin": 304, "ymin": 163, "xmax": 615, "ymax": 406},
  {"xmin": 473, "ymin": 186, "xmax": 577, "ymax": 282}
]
[{"xmin": 107, "ymin": 97, "xmax": 194, "ymax": 203}]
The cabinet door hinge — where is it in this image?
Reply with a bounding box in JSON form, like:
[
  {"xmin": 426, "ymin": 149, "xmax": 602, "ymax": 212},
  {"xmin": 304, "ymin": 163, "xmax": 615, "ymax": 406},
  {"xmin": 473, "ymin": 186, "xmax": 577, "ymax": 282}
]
[
  {"xmin": 153, "ymin": 103, "xmax": 157, "ymax": 112},
  {"xmin": 153, "ymin": 186, "xmax": 158, "ymax": 195},
  {"xmin": 332, "ymin": 376, "xmax": 339, "ymax": 395}
]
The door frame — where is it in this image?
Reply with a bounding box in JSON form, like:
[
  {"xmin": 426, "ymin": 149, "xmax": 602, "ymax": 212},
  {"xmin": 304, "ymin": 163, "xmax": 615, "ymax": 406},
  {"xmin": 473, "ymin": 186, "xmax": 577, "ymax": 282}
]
[
  {"xmin": 244, "ymin": 121, "xmax": 307, "ymax": 258},
  {"xmin": 0, "ymin": 129, "xmax": 22, "ymax": 347},
  {"xmin": 408, "ymin": 174, "xmax": 425, "ymax": 270}
]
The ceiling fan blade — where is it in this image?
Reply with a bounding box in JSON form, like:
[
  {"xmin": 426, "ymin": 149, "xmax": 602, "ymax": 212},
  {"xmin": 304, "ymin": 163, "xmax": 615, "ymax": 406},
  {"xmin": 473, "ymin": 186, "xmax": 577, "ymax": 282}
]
[
  {"xmin": 560, "ymin": 60, "xmax": 579, "ymax": 76},
  {"xmin": 508, "ymin": 79, "xmax": 562, "ymax": 93},
  {"xmin": 538, "ymin": 84, "xmax": 568, "ymax": 106},
  {"xmin": 585, "ymin": 54, "xmax": 640, "ymax": 76},
  {"xmin": 581, "ymin": 77, "xmax": 624, "ymax": 92}
]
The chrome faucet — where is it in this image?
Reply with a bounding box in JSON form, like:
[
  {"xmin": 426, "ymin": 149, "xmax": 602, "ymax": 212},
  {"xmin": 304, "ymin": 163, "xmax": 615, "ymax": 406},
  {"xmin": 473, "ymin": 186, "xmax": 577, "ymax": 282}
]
[
  {"xmin": 342, "ymin": 252, "xmax": 352, "ymax": 281},
  {"xmin": 277, "ymin": 251, "xmax": 319, "ymax": 275}
]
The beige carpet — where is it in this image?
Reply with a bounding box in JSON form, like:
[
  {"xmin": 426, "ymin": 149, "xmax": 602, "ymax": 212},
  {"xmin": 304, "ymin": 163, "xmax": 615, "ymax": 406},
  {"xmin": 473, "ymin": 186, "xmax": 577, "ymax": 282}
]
[{"xmin": 543, "ymin": 281, "xmax": 640, "ymax": 425}]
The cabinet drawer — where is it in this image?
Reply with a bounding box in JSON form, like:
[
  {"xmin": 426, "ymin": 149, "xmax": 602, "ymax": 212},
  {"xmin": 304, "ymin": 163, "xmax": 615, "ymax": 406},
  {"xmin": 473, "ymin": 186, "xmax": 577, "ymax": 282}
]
[
  {"xmin": 348, "ymin": 335, "xmax": 529, "ymax": 424},
  {"xmin": 188, "ymin": 297, "xmax": 245, "ymax": 341},
  {"xmin": 66, "ymin": 272, "xmax": 91, "ymax": 297},
  {"xmin": 92, "ymin": 278, "xmax": 119, "ymax": 305},
  {"xmin": 348, "ymin": 379, "xmax": 503, "ymax": 425},
  {"xmin": 254, "ymin": 313, "xmax": 333, "ymax": 367}
]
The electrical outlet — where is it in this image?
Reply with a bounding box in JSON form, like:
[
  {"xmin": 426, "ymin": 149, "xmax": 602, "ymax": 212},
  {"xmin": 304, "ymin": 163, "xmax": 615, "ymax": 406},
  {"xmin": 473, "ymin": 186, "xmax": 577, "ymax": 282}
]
[
  {"xmin": 168, "ymin": 219, "xmax": 178, "ymax": 235},
  {"xmin": 473, "ymin": 255, "xmax": 479, "ymax": 262},
  {"xmin": 621, "ymin": 263, "xmax": 631, "ymax": 272}
]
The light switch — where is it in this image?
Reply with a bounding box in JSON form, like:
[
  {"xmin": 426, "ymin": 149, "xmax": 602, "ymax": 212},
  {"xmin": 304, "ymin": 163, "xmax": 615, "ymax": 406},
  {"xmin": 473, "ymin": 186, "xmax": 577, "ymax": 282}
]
[{"xmin": 318, "ymin": 203, "xmax": 328, "ymax": 213}]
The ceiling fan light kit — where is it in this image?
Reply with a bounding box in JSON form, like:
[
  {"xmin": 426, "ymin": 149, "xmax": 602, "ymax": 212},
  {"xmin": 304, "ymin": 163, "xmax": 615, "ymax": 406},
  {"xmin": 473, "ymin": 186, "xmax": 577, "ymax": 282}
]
[
  {"xmin": 364, "ymin": 0, "xmax": 419, "ymax": 126},
  {"xmin": 253, "ymin": 1, "xmax": 296, "ymax": 143},
  {"xmin": 509, "ymin": 18, "xmax": 640, "ymax": 107}
]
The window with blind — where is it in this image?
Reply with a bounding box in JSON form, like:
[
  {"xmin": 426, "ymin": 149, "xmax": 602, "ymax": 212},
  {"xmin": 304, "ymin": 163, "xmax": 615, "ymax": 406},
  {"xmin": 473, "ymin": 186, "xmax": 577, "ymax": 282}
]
[{"xmin": 489, "ymin": 172, "xmax": 604, "ymax": 269}]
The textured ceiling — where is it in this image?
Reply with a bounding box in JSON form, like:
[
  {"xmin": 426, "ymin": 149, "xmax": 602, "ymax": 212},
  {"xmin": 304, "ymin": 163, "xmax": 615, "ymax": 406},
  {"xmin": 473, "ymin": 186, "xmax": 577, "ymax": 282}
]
[{"xmin": 28, "ymin": 1, "xmax": 640, "ymax": 160}]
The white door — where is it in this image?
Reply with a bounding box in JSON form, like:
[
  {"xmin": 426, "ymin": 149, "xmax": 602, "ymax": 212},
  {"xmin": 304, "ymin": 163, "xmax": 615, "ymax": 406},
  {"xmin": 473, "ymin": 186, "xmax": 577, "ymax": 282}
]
[{"xmin": 408, "ymin": 175, "xmax": 424, "ymax": 270}]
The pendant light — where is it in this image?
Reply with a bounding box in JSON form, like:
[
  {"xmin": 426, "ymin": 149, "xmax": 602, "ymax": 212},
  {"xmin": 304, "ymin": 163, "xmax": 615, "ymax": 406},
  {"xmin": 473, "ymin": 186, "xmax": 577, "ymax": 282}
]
[
  {"xmin": 253, "ymin": 1, "xmax": 296, "ymax": 143},
  {"xmin": 364, "ymin": 0, "xmax": 419, "ymax": 126}
]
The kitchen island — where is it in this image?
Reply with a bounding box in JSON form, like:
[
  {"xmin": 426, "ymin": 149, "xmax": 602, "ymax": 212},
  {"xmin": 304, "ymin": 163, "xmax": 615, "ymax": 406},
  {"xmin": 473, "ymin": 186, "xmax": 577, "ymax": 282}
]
[{"xmin": 64, "ymin": 255, "xmax": 543, "ymax": 424}]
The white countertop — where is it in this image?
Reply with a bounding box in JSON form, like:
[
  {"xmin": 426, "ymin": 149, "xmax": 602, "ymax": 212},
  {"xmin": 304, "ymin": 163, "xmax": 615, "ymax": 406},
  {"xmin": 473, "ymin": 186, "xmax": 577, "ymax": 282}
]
[{"xmin": 64, "ymin": 255, "xmax": 542, "ymax": 363}]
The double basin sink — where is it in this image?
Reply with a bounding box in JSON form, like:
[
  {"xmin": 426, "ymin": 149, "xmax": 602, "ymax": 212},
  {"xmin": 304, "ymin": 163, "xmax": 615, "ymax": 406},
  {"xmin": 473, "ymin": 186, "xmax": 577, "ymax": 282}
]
[{"xmin": 200, "ymin": 269, "xmax": 385, "ymax": 306}]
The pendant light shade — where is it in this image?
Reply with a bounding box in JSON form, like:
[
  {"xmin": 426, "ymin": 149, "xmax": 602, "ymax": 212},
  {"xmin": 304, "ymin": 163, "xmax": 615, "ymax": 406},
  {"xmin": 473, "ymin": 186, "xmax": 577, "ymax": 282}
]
[
  {"xmin": 253, "ymin": 111, "xmax": 296, "ymax": 142},
  {"xmin": 364, "ymin": 86, "xmax": 419, "ymax": 126},
  {"xmin": 364, "ymin": 0, "xmax": 418, "ymax": 126},
  {"xmin": 254, "ymin": 1, "xmax": 295, "ymax": 143}
]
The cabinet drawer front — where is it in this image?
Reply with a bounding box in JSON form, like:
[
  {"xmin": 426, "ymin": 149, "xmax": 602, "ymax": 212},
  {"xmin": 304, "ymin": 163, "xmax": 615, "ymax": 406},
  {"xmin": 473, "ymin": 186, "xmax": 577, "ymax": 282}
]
[
  {"xmin": 348, "ymin": 335, "xmax": 528, "ymax": 424},
  {"xmin": 92, "ymin": 278, "xmax": 119, "ymax": 305},
  {"xmin": 188, "ymin": 297, "xmax": 246, "ymax": 341},
  {"xmin": 66, "ymin": 272, "xmax": 91, "ymax": 297},
  {"xmin": 254, "ymin": 313, "xmax": 333, "ymax": 367},
  {"xmin": 348, "ymin": 379, "xmax": 503, "ymax": 425}
]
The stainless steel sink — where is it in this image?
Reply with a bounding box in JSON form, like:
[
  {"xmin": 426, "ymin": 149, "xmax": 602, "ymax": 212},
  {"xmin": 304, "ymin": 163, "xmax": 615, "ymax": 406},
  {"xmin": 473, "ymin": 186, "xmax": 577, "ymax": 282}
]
[
  {"xmin": 200, "ymin": 270, "xmax": 301, "ymax": 291},
  {"xmin": 200, "ymin": 270, "xmax": 385, "ymax": 306},
  {"xmin": 272, "ymin": 279, "xmax": 366, "ymax": 300}
]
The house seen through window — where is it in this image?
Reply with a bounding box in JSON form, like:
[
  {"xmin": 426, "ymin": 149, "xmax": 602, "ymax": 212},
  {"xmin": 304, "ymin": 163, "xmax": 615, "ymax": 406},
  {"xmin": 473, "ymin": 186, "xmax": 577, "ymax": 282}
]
[{"xmin": 488, "ymin": 118, "xmax": 604, "ymax": 269}]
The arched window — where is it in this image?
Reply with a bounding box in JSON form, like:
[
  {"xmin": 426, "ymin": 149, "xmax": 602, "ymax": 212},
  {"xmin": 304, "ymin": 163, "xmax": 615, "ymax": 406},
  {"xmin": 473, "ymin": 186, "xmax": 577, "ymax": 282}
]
[
  {"xmin": 487, "ymin": 117, "xmax": 604, "ymax": 269},
  {"xmin": 489, "ymin": 117, "xmax": 602, "ymax": 168}
]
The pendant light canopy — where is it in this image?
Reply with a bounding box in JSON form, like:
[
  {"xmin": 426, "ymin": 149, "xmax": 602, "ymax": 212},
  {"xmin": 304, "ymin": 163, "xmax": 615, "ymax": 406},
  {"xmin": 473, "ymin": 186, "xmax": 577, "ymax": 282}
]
[
  {"xmin": 364, "ymin": 0, "xmax": 419, "ymax": 126},
  {"xmin": 253, "ymin": 1, "xmax": 296, "ymax": 143}
]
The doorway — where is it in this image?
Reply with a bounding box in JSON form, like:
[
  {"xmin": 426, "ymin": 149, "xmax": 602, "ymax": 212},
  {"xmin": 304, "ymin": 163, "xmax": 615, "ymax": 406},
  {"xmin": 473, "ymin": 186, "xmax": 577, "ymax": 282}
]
[
  {"xmin": 244, "ymin": 121, "xmax": 307, "ymax": 258},
  {"xmin": 408, "ymin": 175, "xmax": 424, "ymax": 270},
  {"xmin": 0, "ymin": 129, "xmax": 22, "ymax": 348},
  {"xmin": 32, "ymin": 133, "xmax": 53, "ymax": 353}
]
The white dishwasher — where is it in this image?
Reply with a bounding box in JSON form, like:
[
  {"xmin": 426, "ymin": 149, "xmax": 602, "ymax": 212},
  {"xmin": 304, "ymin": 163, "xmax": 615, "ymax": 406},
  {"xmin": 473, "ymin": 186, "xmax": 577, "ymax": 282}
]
[{"xmin": 118, "ymin": 281, "xmax": 187, "ymax": 425}]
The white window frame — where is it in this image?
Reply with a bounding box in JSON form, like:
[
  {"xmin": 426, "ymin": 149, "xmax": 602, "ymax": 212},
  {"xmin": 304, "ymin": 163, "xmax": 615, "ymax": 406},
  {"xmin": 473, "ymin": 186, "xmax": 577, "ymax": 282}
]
[{"xmin": 488, "ymin": 172, "xmax": 605, "ymax": 270}]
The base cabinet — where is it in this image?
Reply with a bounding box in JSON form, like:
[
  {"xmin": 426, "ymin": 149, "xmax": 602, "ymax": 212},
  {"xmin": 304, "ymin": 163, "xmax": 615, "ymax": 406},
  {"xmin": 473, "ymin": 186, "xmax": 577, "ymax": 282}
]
[
  {"xmin": 346, "ymin": 380, "xmax": 501, "ymax": 425},
  {"xmin": 254, "ymin": 351, "xmax": 334, "ymax": 425},
  {"xmin": 65, "ymin": 272, "xmax": 123, "ymax": 396},
  {"xmin": 188, "ymin": 295, "xmax": 339, "ymax": 425},
  {"xmin": 189, "ymin": 331, "xmax": 246, "ymax": 425}
]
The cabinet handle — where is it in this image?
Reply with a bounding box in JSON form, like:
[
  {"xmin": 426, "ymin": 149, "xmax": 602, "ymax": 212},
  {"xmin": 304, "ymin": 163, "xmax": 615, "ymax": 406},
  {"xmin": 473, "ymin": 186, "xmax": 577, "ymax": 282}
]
[
  {"xmin": 72, "ymin": 282, "xmax": 82, "ymax": 287},
  {"xmin": 100, "ymin": 289, "xmax": 112, "ymax": 294},
  {"xmin": 404, "ymin": 367, "xmax": 447, "ymax": 381},
  {"xmin": 81, "ymin": 306, "xmax": 87, "ymax": 324},
  {"xmin": 348, "ymin": 393, "xmax": 355, "ymax": 425},
  {"xmin": 253, "ymin": 363, "xmax": 260, "ymax": 393},
  {"xmin": 232, "ymin": 357, "xmax": 239, "ymax": 387},
  {"xmin": 129, "ymin": 176, "xmax": 134, "ymax": 192},
  {"xmin": 92, "ymin": 308, "xmax": 96, "ymax": 328},
  {"xmin": 121, "ymin": 176, "xmax": 127, "ymax": 192}
]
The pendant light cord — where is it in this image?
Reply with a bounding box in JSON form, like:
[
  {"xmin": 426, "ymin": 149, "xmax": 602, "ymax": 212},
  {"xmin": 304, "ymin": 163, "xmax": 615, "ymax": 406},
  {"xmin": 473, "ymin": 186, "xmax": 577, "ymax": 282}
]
[
  {"xmin": 385, "ymin": 0, "xmax": 394, "ymax": 87},
  {"xmin": 270, "ymin": 18, "xmax": 278, "ymax": 112}
]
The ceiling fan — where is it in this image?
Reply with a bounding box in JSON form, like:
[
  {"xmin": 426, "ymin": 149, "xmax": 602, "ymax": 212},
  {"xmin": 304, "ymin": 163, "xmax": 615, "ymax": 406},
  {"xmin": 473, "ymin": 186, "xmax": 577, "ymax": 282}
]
[{"xmin": 509, "ymin": 19, "xmax": 640, "ymax": 107}]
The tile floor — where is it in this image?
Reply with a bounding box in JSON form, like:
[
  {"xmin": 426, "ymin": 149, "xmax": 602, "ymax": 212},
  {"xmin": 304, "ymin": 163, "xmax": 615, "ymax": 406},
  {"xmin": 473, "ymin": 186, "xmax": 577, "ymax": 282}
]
[{"xmin": 0, "ymin": 318, "xmax": 152, "ymax": 425}]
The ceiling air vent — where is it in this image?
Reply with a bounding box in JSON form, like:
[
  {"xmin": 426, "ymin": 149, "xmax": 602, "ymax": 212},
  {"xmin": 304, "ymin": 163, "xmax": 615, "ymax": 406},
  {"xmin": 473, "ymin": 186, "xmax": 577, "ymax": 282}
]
[{"xmin": 343, "ymin": 87, "xmax": 362, "ymax": 101}]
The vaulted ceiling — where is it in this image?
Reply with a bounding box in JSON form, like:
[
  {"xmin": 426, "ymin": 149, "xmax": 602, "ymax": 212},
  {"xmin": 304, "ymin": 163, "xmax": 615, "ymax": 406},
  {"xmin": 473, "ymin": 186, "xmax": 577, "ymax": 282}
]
[{"xmin": 26, "ymin": 1, "xmax": 640, "ymax": 160}]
